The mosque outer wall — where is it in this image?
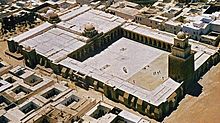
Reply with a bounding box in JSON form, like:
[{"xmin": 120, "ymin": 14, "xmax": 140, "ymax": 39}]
[{"xmin": 6, "ymin": 25, "xmax": 220, "ymax": 121}]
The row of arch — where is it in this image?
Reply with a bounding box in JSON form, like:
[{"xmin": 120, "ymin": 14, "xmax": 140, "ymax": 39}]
[{"xmin": 122, "ymin": 30, "xmax": 172, "ymax": 52}]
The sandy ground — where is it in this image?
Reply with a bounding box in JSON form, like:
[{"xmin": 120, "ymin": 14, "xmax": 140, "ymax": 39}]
[
  {"xmin": 164, "ymin": 63, "xmax": 220, "ymax": 123},
  {"xmin": 0, "ymin": 41, "xmax": 23, "ymax": 66}
]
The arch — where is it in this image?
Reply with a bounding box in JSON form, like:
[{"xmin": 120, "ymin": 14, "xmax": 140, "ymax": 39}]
[
  {"xmin": 110, "ymin": 33, "xmax": 113, "ymax": 40},
  {"xmin": 177, "ymin": 43, "xmax": 180, "ymax": 48},
  {"xmin": 158, "ymin": 41, "xmax": 161, "ymax": 48},
  {"xmin": 162, "ymin": 42, "xmax": 166, "ymax": 49},
  {"xmin": 123, "ymin": 30, "xmax": 127, "ymax": 37},
  {"xmin": 114, "ymin": 30, "xmax": 117, "ymax": 38},
  {"xmin": 153, "ymin": 40, "xmax": 156, "ymax": 46},
  {"xmin": 149, "ymin": 38, "xmax": 152, "ymax": 45},
  {"xmin": 145, "ymin": 37, "xmax": 148, "ymax": 44},
  {"xmin": 137, "ymin": 34, "xmax": 140, "ymax": 41},
  {"xmin": 134, "ymin": 33, "xmax": 137, "ymax": 40},
  {"xmin": 140, "ymin": 35, "xmax": 143, "ymax": 42},
  {"xmin": 128, "ymin": 31, "xmax": 131, "ymax": 38},
  {"xmin": 131, "ymin": 32, "xmax": 134, "ymax": 39},
  {"xmin": 168, "ymin": 44, "xmax": 171, "ymax": 51}
]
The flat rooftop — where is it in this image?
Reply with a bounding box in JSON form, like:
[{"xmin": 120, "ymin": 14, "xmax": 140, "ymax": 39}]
[
  {"xmin": 190, "ymin": 40, "xmax": 219, "ymax": 71},
  {"xmin": 57, "ymin": 9, "xmax": 126, "ymax": 34},
  {"xmin": 0, "ymin": 80, "xmax": 12, "ymax": 93},
  {"xmin": 20, "ymin": 27, "xmax": 87, "ymax": 63},
  {"xmin": 59, "ymin": 5, "xmax": 91, "ymax": 21},
  {"xmin": 122, "ymin": 22, "xmax": 175, "ymax": 44},
  {"xmin": 108, "ymin": 6, "xmax": 139, "ymax": 17},
  {"xmin": 83, "ymin": 102, "xmax": 150, "ymax": 123},
  {"xmin": 11, "ymin": 22, "xmax": 53, "ymax": 44}
]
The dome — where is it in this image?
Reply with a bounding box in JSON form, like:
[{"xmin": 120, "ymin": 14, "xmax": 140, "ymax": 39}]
[
  {"xmin": 46, "ymin": 9, "xmax": 54, "ymax": 16},
  {"xmin": 45, "ymin": 9, "xmax": 58, "ymax": 19},
  {"xmin": 49, "ymin": 13, "xmax": 58, "ymax": 19},
  {"xmin": 25, "ymin": 46, "xmax": 31, "ymax": 51},
  {"xmin": 85, "ymin": 23, "xmax": 95, "ymax": 31},
  {"xmin": 177, "ymin": 32, "xmax": 186, "ymax": 39}
]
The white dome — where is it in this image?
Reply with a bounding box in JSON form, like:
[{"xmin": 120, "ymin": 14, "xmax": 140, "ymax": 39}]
[
  {"xmin": 46, "ymin": 9, "xmax": 54, "ymax": 15},
  {"xmin": 45, "ymin": 9, "xmax": 59, "ymax": 19},
  {"xmin": 25, "ymin": 46, "xmax": 31, "ymax": 51},
  {"xmin": 85, "ymin": 23, "xmax": 95, "ymax": 31},
  {"xmin": 177, "ymin": 32, "xmax": 186, "ymax": 39}
]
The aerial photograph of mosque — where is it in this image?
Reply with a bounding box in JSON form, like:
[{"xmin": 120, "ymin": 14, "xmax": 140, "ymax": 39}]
[{"xmin": 0, "ymin": 0, "xmax": 220, "ymax": 123}]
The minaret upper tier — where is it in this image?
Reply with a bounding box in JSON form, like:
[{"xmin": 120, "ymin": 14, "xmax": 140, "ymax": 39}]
[{"xmin": 171, "ymin": 32, "xmax": 191, "ymax": 58}]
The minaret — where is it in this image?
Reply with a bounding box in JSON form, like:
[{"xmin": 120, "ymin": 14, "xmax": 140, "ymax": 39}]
[{"xmin": 168, "ymin": 32, "xmax": 194, "ymax": 83}]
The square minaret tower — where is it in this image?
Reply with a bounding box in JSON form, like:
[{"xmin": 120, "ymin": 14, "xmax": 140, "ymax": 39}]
[{"xmin": 168, "ymin": 32, "xmax": 194, "ymax": 84}]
